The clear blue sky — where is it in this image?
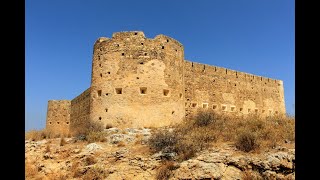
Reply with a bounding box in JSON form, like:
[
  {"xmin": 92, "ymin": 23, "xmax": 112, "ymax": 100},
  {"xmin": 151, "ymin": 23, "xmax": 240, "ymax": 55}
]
[{"xmin": 26, "ymin": 0, "xmax": 295, "ymax": 131}]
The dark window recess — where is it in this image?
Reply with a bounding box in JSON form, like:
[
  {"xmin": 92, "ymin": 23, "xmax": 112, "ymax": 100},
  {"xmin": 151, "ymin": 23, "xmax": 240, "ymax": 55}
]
[
  {"xmin": 144, "ymin": 53, "xmax": 147, "ymax": 56},
  {"xmin": 192, "ymin": 103, "xmax": 197, "ymax": 108},
  {"xmin": 115, "ymin": 88, "xmax": 122, "ymax": 94},
  {"xmin": 235, "ymin": 84, "xmax": 237, "ymax": 86},
  {"xmin": 140, "ymin": 62, "xmax": 144, "ymax": 65},
  {"xmin": 100, "ymin": 73, "xmax": 102, "ymax": 77},
  {"xmin": 57, "ymin": 122, "xmax": 60, "ymax": 124},
  {"xmin": 167, "ymin": 39, "xmax": 169, "ymax": 42},
  {"xmin": 99, "ymin": 64, "xmax": 101, "ymax": 67},
  {"xmin": 240, "ymin": 108, "xmax": 243, "ymax": 112},
  {"xmin": 49, "ymin": 122, "xmax": 52, "ymax": 125},
  {"xmin": 105, "ymin": 108, "xmax": 108, "ymax": 112},
  {"xmin": 172, "ymin": 111, "xmax": 175, "ymax": 114},
  {"xmin": 134, "ymin": 32, "xmax": 138, "ymax": 35},
  {"xmin": 179, "ymin": 93, "xmax": 182, "ymax": 98},
  {"xmin": 66, "ymin": 122, "xmax": 69, "ymax": 125},
  {"xmin": 141, "ymin": 43, "xmax": 144, "ymax": 45},
  {"xmin": 106, "ymin": 93, "xmax": 110, "ymax": 96},
  {"xmin": 226, "ymin": 69, "xmax": 227, "ymax": 74},
  {"xmin": 136, "ymin": 77, "xmax": 139, "ymax": 79},
  {"xmin": 212, "ymin": 105, "xmax": 217, "ymax": 109},
  {"xmin": 98, "ymin": 90, "xmax": 102, "ymax": 96},
  {"xmin": 99, "ymin": 117, "xmax": 102, "ymax": 120},
  {"xmin": 107, "ymin": 72, "xmax": 111, "ymax": 74},
  {"xmin": 140, "ymin": 87, "xmax": 147, "ymax": 94},
  {"xmin": 121, "ymin": 53, "xmax": 125, "ymax": 56},
  {"xmin": 163, "ymin": 89, "xmax": 169, "ymax": 96},
  {"xmin": 162, "ymin": 46, "xmax": 164, "ymax": 49}
]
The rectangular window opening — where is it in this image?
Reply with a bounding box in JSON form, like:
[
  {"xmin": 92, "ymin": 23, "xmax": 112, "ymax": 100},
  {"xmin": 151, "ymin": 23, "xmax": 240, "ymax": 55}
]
[
  {"xmin": 115, "ymin": 88, "xmax": 122, "ymax": 94},
  {"xmin": 140, "ymin": 87, "xmax": 147, "ymax": 94},
  {"xmin": 240, "ymin": 108, "xmax": 243, "ymax": 112},
  {"xmin": 192, "ymin": 103, "xmax": 197, "ymax": 108},
  {"xmin": 248, "ymin": 108, "xmax": 251, "ymax": 113},
  {"xmin": 222, "ymin": 105, "xmax": 227, "ymax": 111},
  {"xmin": 163, "ymin": 89, "xmax": 170, "ymax": 96},
  {"xmin": 97, "ymin": 90, "xmax": 102, "ymax": 96},
  {"xmin": 212, "ymin": 105, "xmax": 217, "ymax": 110},
  {"xmin": 255, "ymin": 109, "xmax": 258, "ymax": 113},
  {"xmin": 230, "ymin": 106, "xmax": 236, "ymax": 112},
  {"xmin": 202, "ymin": 103, "xmax": 208, "ymax": 108}
]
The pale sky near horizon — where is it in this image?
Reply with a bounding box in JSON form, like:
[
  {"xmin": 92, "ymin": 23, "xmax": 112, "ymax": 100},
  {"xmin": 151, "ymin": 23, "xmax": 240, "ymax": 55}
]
[{"xmin": 26, "ymin": 0, "xmax": 295, "ymax": 131}]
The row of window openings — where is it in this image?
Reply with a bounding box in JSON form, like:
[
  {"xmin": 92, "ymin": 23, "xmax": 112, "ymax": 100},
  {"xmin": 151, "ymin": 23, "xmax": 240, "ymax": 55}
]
[
  {"xmin": 48, "ymin": 121, "xmax": 69, "ymax": 125},
  {"xmin": 98, "ymin": 109, "xmax": 176, "ymax": 121},
  {"xmin": 97, "ymin": 88, "xmax": 177, "ymax": 97},
  {"xmin": 188, "ymin": 103, "xmax": 278, "ymax": 114}
]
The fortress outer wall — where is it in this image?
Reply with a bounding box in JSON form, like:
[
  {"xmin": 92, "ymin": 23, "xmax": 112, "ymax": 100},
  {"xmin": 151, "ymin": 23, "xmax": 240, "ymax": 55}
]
[
  {"xmin": 46, "ymin": 100, "xmax": 71, "ymax": 135},
  {"xmin": 184, "ymin": 61, "xmax": 286, "ymax": 118}
]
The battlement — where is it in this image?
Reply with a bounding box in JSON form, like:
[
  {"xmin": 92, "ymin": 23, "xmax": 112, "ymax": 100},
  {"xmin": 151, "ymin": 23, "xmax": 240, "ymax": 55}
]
[{"xmin": 184, "ymin": 60, "xmax": 282, "ymax": 85}]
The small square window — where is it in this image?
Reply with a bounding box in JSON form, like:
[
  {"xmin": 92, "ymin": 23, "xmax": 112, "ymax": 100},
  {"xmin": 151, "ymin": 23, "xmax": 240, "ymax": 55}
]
[
  {"xmin": 230, "ymin": 106, "xmax": 236, "ymax": 112},
  {"xmin": 140, "ymin": 87, "xmax": 147, "ymax": 94},
  {"xmin": 262, "ymin": 110, "xmax": 265, "ymax": 113},
  {"xmin": 115, "ymin": 88, "xmax": 122, "ymax": 94},
  {"xmin": 192, "ymin": 103, "xmax": 197, "ymax": 108},
  {"xmin": 240, "ymin": 108, "xmax": 243, "ymax": 112},
  {"xmin": 163, "ymin": 89, "xmax": 170, "ymax": 96},
  {"xmin": 248, "ymin": 108, "xmax": 251, "ymax": 113},
  {"xmin": 255, "ymin": 109, "xmax": 258, "ymax": 113},
  {"xmin": 212, "ymin": 105, "xmax": 217, "ymax": 110},
  {"xmin": 275, "ymin": 111, "xmax": 278, "ymax": 114},
  {"xmin": 222, "ymin": 105, "xmax": 227, "ymax": 111},
  {"xmin": 202, "ymin": 103, "xmax": 208, "ymax": 108},
  {"xmin": 97, "ymin": 90, "xmax": 102, "ymax": 96}
]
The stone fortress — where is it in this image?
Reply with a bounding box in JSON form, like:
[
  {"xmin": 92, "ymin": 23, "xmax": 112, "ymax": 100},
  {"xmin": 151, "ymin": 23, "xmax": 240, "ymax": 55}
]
[{"xmin": 46, "ymin": 31, "xmax": 286, "ymax": 135}]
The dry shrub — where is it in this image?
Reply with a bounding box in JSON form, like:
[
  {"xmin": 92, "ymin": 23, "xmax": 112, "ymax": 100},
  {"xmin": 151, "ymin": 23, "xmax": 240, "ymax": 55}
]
[
  {"xmin": 82, "ymin": 165, "xmax": 106, "ymax": 180},
  {"xmin": 86, "ymin": 131, "xmax": 106, "ymax": 143},
  {"xmin": 148, "ymin": 111, "xmax": 295, "ymax": 156},
  {"xmin": 235, "ymin": 131, "xmax": 259, "ymax": 152},
  {"xmin": 156, "ymin": 161, "xmax": 177, "ymax": 180},
  {"xmin": 84, "ymin": 156, "xmax": 97, "ymax": 166},
  {"xmin": 71, "ymin": 161, "xmax": 83, "ymax": 178},
  {"xmin": 148, "ymin": 129, "xmax": 179, "ymax": 153},
  {"xmin": 25, "ymin": 129, "xmax": 46, "ymax": 141}
]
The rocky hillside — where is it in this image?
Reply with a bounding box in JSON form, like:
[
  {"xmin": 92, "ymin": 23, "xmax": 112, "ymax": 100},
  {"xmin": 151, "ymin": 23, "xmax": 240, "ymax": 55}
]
[{"xmin": 25, "ymin": 127, "xmax": 295, "ymax": 180}]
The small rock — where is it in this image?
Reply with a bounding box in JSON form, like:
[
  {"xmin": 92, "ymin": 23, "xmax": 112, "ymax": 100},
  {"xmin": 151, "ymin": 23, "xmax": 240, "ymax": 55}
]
[{"xmin": 85, "ymin": 143, "xmax": 102, "ymax": 152}]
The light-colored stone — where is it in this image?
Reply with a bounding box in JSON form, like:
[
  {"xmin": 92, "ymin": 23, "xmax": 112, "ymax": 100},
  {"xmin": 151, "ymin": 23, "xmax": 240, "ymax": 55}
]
[{"xmin": 45, "ymin": 31, "xmax": 286, "ymax": 136}]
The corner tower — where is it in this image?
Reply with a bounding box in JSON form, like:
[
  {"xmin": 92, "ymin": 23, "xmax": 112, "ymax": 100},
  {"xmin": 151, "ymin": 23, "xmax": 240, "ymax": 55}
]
[{"xmin": 90, "ymin": 31, "xmax": 185, "ymax": 128}]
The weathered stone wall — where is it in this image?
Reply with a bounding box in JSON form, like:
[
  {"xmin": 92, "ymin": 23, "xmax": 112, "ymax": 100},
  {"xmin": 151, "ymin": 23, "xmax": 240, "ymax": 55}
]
[
  {"xmin": 70, "ymin": 88, "xmax": 91, "ymax": 134},
  {"xmin": 184, "ymin": 61, "xmax": 286, "ymax": 118},
  {"xmin": 89, "ymin": 31, "xmax": 185, "ymax": 128},
  {"xmin": 45, "ymin": 31, "xmax": 286, "ymax": 134},
  {"xmin": 46, "ymin": 100, "xmax": 71, "ymax": 134}
]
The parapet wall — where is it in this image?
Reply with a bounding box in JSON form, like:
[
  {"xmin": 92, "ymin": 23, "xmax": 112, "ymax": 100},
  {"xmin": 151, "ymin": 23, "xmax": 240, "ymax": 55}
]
[
  {"xmin": 46, "ymin": 100, "xmax": 71, "ymax": 134},
  {"xmin": 70, "ymin": 88, "xmax": 91, "ymax": 134},
  {"xmin": 184, "ymin": 60, "xmax": 286, "ymax": 118}
]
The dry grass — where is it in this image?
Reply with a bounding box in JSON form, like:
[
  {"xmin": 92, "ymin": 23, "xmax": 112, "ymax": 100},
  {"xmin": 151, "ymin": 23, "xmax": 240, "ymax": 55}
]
[
  {"xmin": 148, "ymin": 110, "xmax": 295, "ymax": 159},
  {"xmin": 156, "ymin": 161, "xmax": 177, "ymax": 180},
  {"xmin": 84, "ymin": 156, "xmax": 97, "ymax": 166},
  {"xmin": 25, "ymin": 129, "xmax": 67, "ymax": 141},
  {"xmin": 25, "ymin": 161, "xmax": 38, "ymax": 178},
  {"xmin": 82, "ymin": 165, "xmax": 106, "ymax": 180},
  {"xmin": 86, "ymin": 131, "xmax": 106, "ymax": 143}
]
